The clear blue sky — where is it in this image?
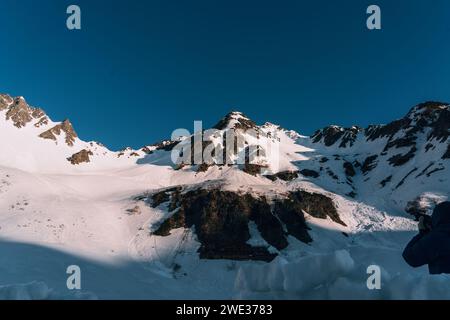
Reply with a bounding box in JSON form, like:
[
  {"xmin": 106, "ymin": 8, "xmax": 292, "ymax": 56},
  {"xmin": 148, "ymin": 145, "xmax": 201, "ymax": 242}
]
[{"xmin": 1, "ymin": 0, "xmax": 450, "ymax": 150}]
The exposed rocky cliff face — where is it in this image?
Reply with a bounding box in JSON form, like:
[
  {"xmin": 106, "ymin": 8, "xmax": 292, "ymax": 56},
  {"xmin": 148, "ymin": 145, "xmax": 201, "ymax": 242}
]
[
  {"xmin": 39, "ymin": 119, "xmax": 78, "ymax": 146},
  {"xmin": 213, "ymin": 111, "xmax": 257, "ymax": 131},
  {"xmin": 0, "ymin": 94, "xmax": 80, "ymax": 148},
  {"xmin": 312, "ymin": 126, "xmax": 361, "ymax": 148},
  {"xmin": 67, "ymin": 149, "xmax": 93, "ymax": 165},
  {"xmin": 307, "ymin": 101, "xmax": 449, "ymax": 219},
  {"xmin": 2, "ymin": 96, "xmax": 46, "ymax": 128},
  {"xmin": 266, "ymin": 170, "xmax": 299, "ymax": 181},
  {"xmin": 0, "ymin": 94, "xmax": 13, "ymax": 110},
  {"xmin": 312, "ymin": 102, "xmax": 450, "ymax": 160},
  {"xmin": 444, "ymin": 144, "xmax": 450, "ymax": 159},
  {"xmin": 147, "ymin": 186, "xmax": 341, "ymax": 262}
]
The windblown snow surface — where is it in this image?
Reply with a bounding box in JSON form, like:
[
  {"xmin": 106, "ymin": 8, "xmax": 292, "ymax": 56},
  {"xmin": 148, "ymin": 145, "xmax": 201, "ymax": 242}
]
[{"xmin": 0, "ymin": 98, "xmax": 449, "ymax": 299}]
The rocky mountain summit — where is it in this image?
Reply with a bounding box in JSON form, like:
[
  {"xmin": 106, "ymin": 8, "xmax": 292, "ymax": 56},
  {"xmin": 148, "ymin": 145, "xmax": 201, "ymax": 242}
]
[{"xmin": 0, "ymin": 95, "xmax": 47, "ymax": 129}]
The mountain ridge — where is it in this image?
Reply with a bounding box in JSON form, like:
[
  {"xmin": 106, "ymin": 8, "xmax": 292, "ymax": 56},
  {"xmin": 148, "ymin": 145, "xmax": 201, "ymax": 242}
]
[{"xmin": 0, "ymin": 92, "xmax": 449, "ymax": 298}]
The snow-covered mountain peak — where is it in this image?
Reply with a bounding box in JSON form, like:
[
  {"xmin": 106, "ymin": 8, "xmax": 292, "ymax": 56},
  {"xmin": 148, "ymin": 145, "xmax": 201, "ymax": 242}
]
[
  {"xmin": 1, "ymin": 94, "xmax": 47, "ymax": 129},
  {"xmin": 213, "ymin": 110, "xmax": 258, "ymax": 131},
  {"xmin": 407, "ymin": 101, "xmax": 449, "ymax": 117},
  {"xmin": 0, "ymin": 93, "xmax": 152, "ymax": 172}
]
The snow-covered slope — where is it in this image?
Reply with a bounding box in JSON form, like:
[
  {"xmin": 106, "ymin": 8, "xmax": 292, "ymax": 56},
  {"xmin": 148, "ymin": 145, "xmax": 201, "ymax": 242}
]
[
  {"xmin": 302, "ymin": 101, "xmax": 449, "ymax": 214},
  {"xmin": 0, "ymin": 94, "xmax": 153, "ymax": 173},
  {"xmin": 0, "ymin": 93, "xmax": 448, "ymax": 299}
]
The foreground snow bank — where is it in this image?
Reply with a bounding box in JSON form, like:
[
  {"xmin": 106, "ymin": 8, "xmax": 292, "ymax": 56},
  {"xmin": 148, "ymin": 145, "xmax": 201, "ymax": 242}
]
[
  {"xmin": 234, "ymin": 250, "xmax": 450, "ymax": 300},
  {"xmin": 0, "ymin": 281, "xmax": 97, "ymax": 300}
]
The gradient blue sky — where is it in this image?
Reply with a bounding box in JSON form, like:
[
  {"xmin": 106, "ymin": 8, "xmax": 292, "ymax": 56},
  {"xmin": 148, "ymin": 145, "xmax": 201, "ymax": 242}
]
[{"xmin": 1, "ymin": 0, "xmax": 450, "ymax": 150}]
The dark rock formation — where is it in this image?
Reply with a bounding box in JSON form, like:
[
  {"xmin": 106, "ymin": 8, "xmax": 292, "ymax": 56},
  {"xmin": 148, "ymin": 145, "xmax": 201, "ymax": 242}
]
[
  {"xmin": 394, "ymin": 168, "xmax": 418, "ymax": 189},
  {"xmin": 312, "ymin": 126, "xmax": 361, "ymax": 148},
  {"xmin": 365, "ymin": 102, "xmax": 449, "ymax": 167},
  {"xmin": 327, "ymin": 169, "xmax": 339, "ymax": 181},
  {"xmin": 299, "ymin": 169, "xmax": 320, "ymax": 178},
  {"xmin": 443, "ymin": 144, "xmax": 450, "ymax": 159},
  {"xmin": 416, "ymin": 163, "xmax": 435, "ymax": 178},
  {"xmin": 361, "ymin": 155, "xmax": 378, "ymax": 174},
  {"xmin": 148, "ymin": 187, "xmax": 342, "ymax": 261},
  {"xmin": 141, "ymin": 146, "xmax": 154, "ymax": 154},
  {"xmin": 388, "ymin": 146, "xmax": 417, "ymax": 167},
  {"xmin": 34, "ymin": 116, "xmax": 49, "ymax": 128},
  {"xmin": 310, "ymin": 103, "xmax": 449, "ymax": 176},
  {"xmin": 266, "ymin": 170, "xmax": 299, "ymax": 181},
  {"xmin": 365, "ymin": 118, "xmax": 411, "ymax": 142},
  {"xmin": 343, "ymin": 161, "xmax": 356, "ymax": 177},
  {"xmin": 196, "ymin": 163, "xmax": 210, "ymax": 173},
  {"xmin": 213, "ymin": 111, "xmax": 257, "ymax": 131},
  {"xmin": 152, "ymin": 140, "xmax": 180, "ymax": 152},
  {"xmin": 153, "ymin": 211, "xmax": 185, "ymax": 236},
  {"xmin": 67, "ymin": 149, "xmax": 93, "ymax": 165},
  {"xmin": 425, "ymin": 167, "xmax": 445, "ymax": 177},
  {"xmin": 243, "ymin": 163, "xmax": 267, "ymax": 176},
  {"xmin": 39, "ymin": 119, "xmax": 77, "ymax": 146},
  {"xmin": 4, "ymin": 97, "xmax": 46, "ymax": 128},
  {"xmin": 151, "ymin": 187, "xmax": 182, "ymax": 208},
  {"xmin": 153, "ymin": 189, "xmax": 284, "ymax": 261},
  {"xmin": 380, "ymin": 175, "xmax": 392, "ymax": 188},
  {"xmin": 0, "ymin": 94, "xmax": 13, "ymax": 111},
  {"xmin": 291, "ymin": 191, "xmax": 345, "ymax": 226}
]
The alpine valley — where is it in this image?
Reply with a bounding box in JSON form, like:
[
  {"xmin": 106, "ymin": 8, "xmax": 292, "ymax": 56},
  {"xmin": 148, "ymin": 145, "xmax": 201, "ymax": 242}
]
[{"xmin": 0, "ymin": 93, "xmax": 449, "ymax": 299}]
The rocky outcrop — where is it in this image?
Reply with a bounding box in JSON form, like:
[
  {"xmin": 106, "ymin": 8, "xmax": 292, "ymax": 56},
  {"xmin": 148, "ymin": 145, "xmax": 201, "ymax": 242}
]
[
  {"xmin": 213, "ymin": 111, "xmax": 257, "ymax": 131},
  {"xmin": 117, "ymin": 148, "xmax": 141, "ymax": 158},
  {"xmin": 152, "ymin": 140, "xmax": 180, "ymax": 152},
  {"xmin": 388, "ymin": 146, "xmax": 417, "ymax": 167},
  {"xmin": 147, "ymin": 187, "xmax": 342, "ymax": 262},
  {"xmin": 39, "ymin": 120, "xmax": 77, "ymax": 146},
  {"xmin": 299, "ymin": 169, "xmax": 320, "ymax": 178},
  {"xmin": 152, "ymin": 188, "xmax": 283, "ymax": 261},
  {"xmin": 443, "ymin": 144, "xmax": 450, "ymax": 160},
  {"xmin": 4, "ymin": 96, "xmax": 46, "ymax": 128},
  {"xmin": 0, "ymin": 94, "xmax": 13, "ymax": 111},
  {"xmin": 151, "ymin": 187, "xmax": 182, "ymax": 208},
  {"xmin": 380, "ymin": 175, "xmax": 392, "ymax": 188},
  {"xmin": 312, "ymin": 126, "xmax": 361, "ymax": 148},
  {"xmin": 292, "ymin": 191, "xmax": 345, "ymax": 225},
  {"xmin": 266, "ymin": 170, "xmax": 299, "ymax": 181},
  {"xmin": 34, "ymin": 116, "xmax": 49, "ymax": 128},
  {"xmin": 310, "ymin": 102, "xmax": 449, "ymax": 177},
  {"xmin": 365, "ymin": 118, "xmax": 411, "ymax": 142},
  {"xmin": 394, "ymin": 168, "xmax": 418, "ymax": 189},
  {"xmin": 343, "ymin": 161, "xmax": 356, "ymax": 177},
  {"xmin": 196, "ymin": 163, "xmax": 210, "ymax": 173},
  {"xmin": 369, "ymin": 102, "xmax": 449, "ymax": 166},
  {"xmin": 141, "ymin": 146, "xmax": 154, "ymax": 154},
  {"xmin": 5, "ymin": 97, "xmax": 33, "ymax": 128},
  {"xmin": 361, "ymin": 155, "xmax": 378, "ymax": 174},
  {"xmin": 67, "ymin": 149, "xmax": 93, "ymax": 165},
  {"xmin": 242, "ymin": 163, "xmax": 267, "ymax": 176}
]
